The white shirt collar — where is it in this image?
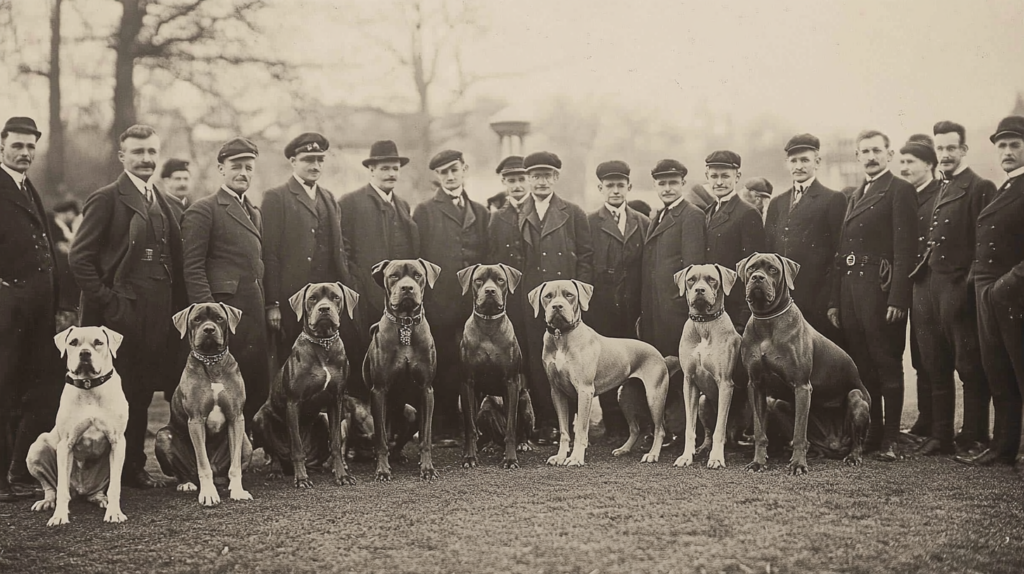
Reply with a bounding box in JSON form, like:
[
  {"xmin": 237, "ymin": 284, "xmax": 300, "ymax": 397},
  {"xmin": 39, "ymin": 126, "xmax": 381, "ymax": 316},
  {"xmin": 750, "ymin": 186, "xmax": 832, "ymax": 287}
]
[
  {"xmin": 533, "ymin": 192, "xmax": 552, "ymax": 205},
  {"xmin": 221, "ymin": 185, "xmax": 246, "ymax": 204},
  {"xmin": 443, "ymin": 186, "xmax": 464, "ymax": 200},
  {"xmin": 715, "ymin": 190, "xmax": 737, "ymax": 207},
  {"xmin": 605, "ymin": 202, "xmax": 625, "ymax": 216},
  {"xmin": 866, "ymin": 168, "xmax": 890, "ymax": 183},
  {"xmin": 915, "ymin": 177, "xmax": 935, "ymax": 193},
  {"xmin": 533, "ymin": 193, "xmax": 553, "ymax": 219},
  {"xmin": 794, "ymin": 177, "xmax": 816, "ymax": 192},
  {"xmin": 948, "ymin": 162, "xmax": 968, "ymax": 178},
  {"xmin": 124, "ymin": 170, "xmax": 152, "ymax": 197},
  {"xmin": 1, "ymin": 163, "xmax": 26, "ymax": 187},
  {"xmin": 663, "ymin": 196, "xmax": 685, "ymax": 212},
  {"xmin": 370, "ymin": 182, "xmax": 393, "ymax": 204},
  {"xmin": 1006, "ymin": 166, "xmax": 1024, "ymax": 181},
  {"xmin": 293, "ymin": 174, "xmax": 317, "ymax": 200},
  {"xmin": 507, "ymin": 195, "xmax": 525, "ymax": 209}
]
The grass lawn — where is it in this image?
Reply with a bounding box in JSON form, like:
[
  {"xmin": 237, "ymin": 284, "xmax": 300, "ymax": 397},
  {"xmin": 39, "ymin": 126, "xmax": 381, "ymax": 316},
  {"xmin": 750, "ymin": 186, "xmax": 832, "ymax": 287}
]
[{"xmin": 2, "ymin": 349, "xmax": 1022, "ymax": 574}]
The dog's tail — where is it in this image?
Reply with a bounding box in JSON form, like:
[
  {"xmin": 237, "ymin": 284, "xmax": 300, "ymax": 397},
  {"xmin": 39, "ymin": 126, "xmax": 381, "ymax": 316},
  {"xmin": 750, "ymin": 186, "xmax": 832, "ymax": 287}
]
[{"xmin": 663, "ymin": 355, "xmax": 681, "ymax": 377}]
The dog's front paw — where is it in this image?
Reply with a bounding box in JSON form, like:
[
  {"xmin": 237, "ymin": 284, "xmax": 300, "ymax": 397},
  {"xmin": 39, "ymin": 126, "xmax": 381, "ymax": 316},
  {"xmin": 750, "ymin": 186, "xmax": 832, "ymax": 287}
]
[
  {"xmin": 611, "ymin": 446, "xmax": 631, "ymax": 457},
  {"xmin": 47, "ymin": 510, "xmax": 70, "ymax": 527},
  {"xmin": 462, "ymin": 456, "xmax": 477, "ymax": 469},
  {"xmin": 103, "ymin": 508, "xmax": 128, "ymax": 523},
  {"xmin": 563, "ymin": 454, "xmax": 586, "ymax": 467},
  {"xmin": 229, "ymin": 489, "xmax": 253, "ymax": 501},
  {"xmin": 640, "ymin": 452, "xmax": 659, "ymax": 463},
  {"xmin": 375, "ymin": 467, "xmax": 392, "ymax": 482},
  {"xmin": 177, "ymin": 482, "xmax": 198, "ymax": 492},
  {"xmin": 707, "ymin": 457, "xmax": 726, "ymax": 470},
  {"xmin": 788, "ymin": 459, "xmax": 809, "ymax": 475},
  {"xmin": 843, "ymin": 453, "xmax": 863, "ymax": 467},
  {"xmin": 673, "ymin": 454, "xmax": 693, "ymax": 467},
  {"xmin": 546, "ymin": 454, "xmax": 566, "ymax": 466},
  {"xmin": 420, "ymin": 466, "xmax": 439, "ymax": 481},
  {"xmin": 745, "ymin": 461, "xmax": 768, "ymax": 473},
  {"xmin": 197, "ymin": 489, "xmax": 221, "ymax": 507},
  {"xmin": 31, "ymin": 499, "xmax": 55, "ymax": 512},
  {"xmin": 294, "ymin": 477, "xmax": 314, "ymax": 489},
  {"xmin": 503, "ymin": 458, "xmax": 520, "ymax": 470},
  {"xmin": 333, "ymin": 473, "xmax": 356, "ymax": 486},
  {"xmin": 480, "ymin": 444, "xmax": 498, "ymax": 455}
]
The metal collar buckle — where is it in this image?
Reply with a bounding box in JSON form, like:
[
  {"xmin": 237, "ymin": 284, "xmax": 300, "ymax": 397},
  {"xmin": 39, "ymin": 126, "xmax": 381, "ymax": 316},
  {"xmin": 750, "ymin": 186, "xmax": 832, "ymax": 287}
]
[
  {"xmin": 65, "ymin": 370, "xmax": 114, "ymax": 390},
  {"xmin": 845, "ymin": 254, "xmax": 857, "ymax": 267},
  {"xmin": 385, "ymin": 307, "xmax": 423, "ymax": 346}
]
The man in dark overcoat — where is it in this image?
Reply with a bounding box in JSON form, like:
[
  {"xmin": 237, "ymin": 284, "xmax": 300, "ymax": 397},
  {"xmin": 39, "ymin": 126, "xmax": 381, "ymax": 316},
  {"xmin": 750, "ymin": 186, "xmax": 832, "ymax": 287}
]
[
  {"xmin": 518, "ymin": 151, "xmax": 594, "ymax": 444},
  {"xmin": 181, "ymin": 137, "xmax": 269, "ymax": 427},
  {"xmin": 0, "ymin": 117, "xmax": 61, "ymax": 500},
  {"xmin": 764, "ymin": 134, "xmax": 847, "ymax": 343},
  {"xmin": 338, "ymin": 140, "xmax": 420, "ymax": 326},
  {"xmin": 587, "ymin": 160, "xmax": 650, "ymax": 439},
  {"xmin": 828, "ymin": 129, "xmax": 916, "ymax": 461},
  {"xmin": 955, "ymin": 116, "xmax": 1024, "ymax": 476},
  {"xmin": 413, "ymin": 149, "xmax": 489, "ymax": 439},
  {"xmin": 702, "ymin": 150, "xmax": 766, "ymax": 333},
  {"xmin": 71, "ymin": 124, "xmax": 187, "ymax": 488}
]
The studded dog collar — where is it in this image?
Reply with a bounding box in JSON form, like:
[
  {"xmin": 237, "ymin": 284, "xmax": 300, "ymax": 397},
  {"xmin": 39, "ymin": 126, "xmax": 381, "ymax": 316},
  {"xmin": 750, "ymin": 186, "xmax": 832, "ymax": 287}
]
[
  {"xmin": 688, "ymin": 308, "xmax": 725, "ymax": 323},
  {"xmin": 191, "ymin": 348, "xmax": 228, "ymax": 366},
  {"xmin": 301, "ymin": 331, "xmax": 340, "ymax": 350},
  {"xmin": 65, "ymin": 371, "xmax": 114, "ymax": 390},
  {"xmin": 384, "ymin": 306, "xmax": 423, "ymax": 346}
]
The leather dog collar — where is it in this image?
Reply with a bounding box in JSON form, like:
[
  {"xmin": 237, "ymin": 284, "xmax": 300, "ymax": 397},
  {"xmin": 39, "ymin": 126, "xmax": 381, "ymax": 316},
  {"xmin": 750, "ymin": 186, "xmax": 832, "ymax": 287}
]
[
  {"xmin": 473, "ymin": 309, "xmax": 506, "ymax": 321},
  {"xmin": 752, "ymin": 298, "xmax": 794, "ymax": 321},
  {"xmin": 191, "ymin": 348, "xmax": 228, "ymax": 366},
  {"xmin": 301, "ymin": 331, "xmax": 340, "ymax": 350},
  {"xmin": 689, "ymin": 308, "xmax": 724, "ymax": 323},
  {"xmin": 384, "ymin": 306, "xmax": 423, "ymax": 346},
  {"xmin": 65, "ymin": 371, "xmax": 114, "ymax": 390}
]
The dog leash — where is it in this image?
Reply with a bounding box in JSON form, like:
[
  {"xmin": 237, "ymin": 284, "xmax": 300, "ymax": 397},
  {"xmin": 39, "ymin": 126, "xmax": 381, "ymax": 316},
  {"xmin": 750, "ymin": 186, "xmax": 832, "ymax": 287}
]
[
  {"xmin": 688, "ymin": 308, "xmax": 724, "ymax": 323},
  {"xmin": 191, "ymin": 348, "xmax": 228, "ymax": 366},
  {"xmin": 384, "ymin": 307, "xmax": 423, "ymax": 346},
  {"xmin": 65, "ymin": 371, "xmax": 114, "ymax": 390},
  {"xmin": 301, "ymin": 331, "xmax": 340, "ymax": 350},
  {"xmin": 752, "ymin": 299, "xmax": 794, "ymax": 321}
]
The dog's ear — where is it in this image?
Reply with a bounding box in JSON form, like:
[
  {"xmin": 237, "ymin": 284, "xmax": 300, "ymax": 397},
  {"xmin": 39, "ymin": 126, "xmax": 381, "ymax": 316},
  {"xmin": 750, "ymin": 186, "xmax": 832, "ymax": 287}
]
[
  {"xmin": 776, "ymin": 254, "xmax": 801, "ymax": 291},
  {"xmin": 100, "ymin": 327, "xmax": 124, "ymax": 358},
  {"xmin": 218, "ymin": 303, "xmax": 243, "ymax": 334},
  {"xmin": 171, "ymin": 304, "xmax": 197, "ymax": 339},
  {"xmin": 672, "ymin": 265, "xmax": 693, "ymax": 296},
  {"xmin": 418, "ymin": 259, "xmax": 441, "ymax": 289},
  {"xmin": 338, "ymin": 282, "xmax": 360, "ymax": 320},
  {"xmin": 371, "ymin": 260, "xmax": 390, "ymax": 289},
  {"xmin": 527, "ymin": 283, "xmax": 547, "ymax": 318},
  {"xmin": 53, "ymin": 327, "xmax": 75, "ymax": 357},
  {"xmin": 717, "ymin": 265, "xmax": 739, "ymax": 296},
  {"xmin": 572, "ymin": 280, "xmax": 595, "ymax": 312},
  {"xmin": 456, "ymin": 265, "xmax": 479, "ymax": 296},
  {"xmin": 498, "ymin": 264, "xmax": 523, "ymax": 294},
  {"xmin": 289, "ymin": 284, "xmax": 312, "ymax": 321},
  {"xmin": 735, "ymin": 253, "xmax": 757, "ymax": 284}
]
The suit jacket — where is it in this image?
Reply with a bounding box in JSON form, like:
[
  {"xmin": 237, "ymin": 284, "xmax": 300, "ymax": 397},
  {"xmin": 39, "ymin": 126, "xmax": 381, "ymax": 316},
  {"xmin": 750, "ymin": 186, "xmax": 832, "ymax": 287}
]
[
  {"xmin": 641, "ymin": 198, "xmax": 706, "ymax": 355},
  {"xmin": 338, "ymin": 184, "xmax": 420, "ymax": 319},
  {"xmin": 831, "ymin": 170, "xmax": 917, "ymax": 310},
  {"xmin": 0, "ymin": 169, "xmax": 58, "ymax": 304},
  {"xmin": 519, "ymin": 194, "xmax": 594, "ymax": 298},
  {"xmin": 261, "ymin": 178, "xmax": 356, "ymax": 309},
  {"xmin": 908, "ymin": 179, "xmax": 942, "ymax": 279},
  {"xmin": 704, "ymin": 194, "xmax": 766, "ymax": 328},
  {"xmin": 488, "ymin": 200, "xmax": 525, "ymax": 270},
  {"xmin": 413, "ymin": 188, "xmax": 489, "ymax": 328},
  {"xmin": 912, "ymin": 167, "xmax": 995, "ymax": 281},
  {"xmin": 588, "ymin": 204, "xmax": 650, "ymax": 336},
  {"xmin": 764, "ymin": 179, "xmax": 846, "ymax": 317},
  {"xmin": 71, "ymin": 173, "xmax": 186, "ymax": 325},
  {"xmin": 181, "ymin": 188, "xmax": 264, "ymax": 304},
  {"xmin": 975, "ymin": 175, "xmax": 1024, "ymax": 305},
  {"xmin": 166, "ymin": 194, "xmax": 189, "ymax": 223}
]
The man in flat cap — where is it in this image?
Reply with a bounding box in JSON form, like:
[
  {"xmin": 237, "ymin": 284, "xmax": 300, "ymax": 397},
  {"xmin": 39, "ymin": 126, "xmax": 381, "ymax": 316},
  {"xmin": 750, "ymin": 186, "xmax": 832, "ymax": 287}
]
[
  {"xmin": 828, "ymin": 129, "xmax": 916, "ymax": 461},
  {"xmin": 956, "ymin": 116, "xmax": 1024, "ymax": 474},
  {"xmin": 702, "ymin": 150, "xmax": 765, "ymax": 332},
  {"xmin": 518, "ymin": 151, "xmax": 594, "ymax": 444},
  {"xmin": 182, "ymin": 136, "xmax": 270, "ymax": 428},
  {"xmin": 339, "ymin": 140, "xmax": 419, "ymax": 327},
  {"xmin": 413, "ymin": 149, "xmax": 489, "ymax": 440},
  {"xmin": 765, "ymin": 133, "xmax": 847, "ymax": 344},
  {"xmin": 72, "ymin": 124, "xmax": 187, "ymax": 487},
  {"xmin": 740, "ymin": 177, "xmax": 773, "ymax": 218},
  {"xmin": 0, "ymin": 117, "xmax": 62, "ymax": 500},
  {"xmin": 588, "ymin": 160, "xmax": 650, "ymax": 441},
  {"xmin": 912, "ymin": 121, "xmax": 993, "ymax": 458},
  {"xmin": 161, "ymin": 158, "xmax": 192, "ymax": 219},
  {"xmin": 262, "ymin": 133, "xmax": 360, "ymax": 370}
]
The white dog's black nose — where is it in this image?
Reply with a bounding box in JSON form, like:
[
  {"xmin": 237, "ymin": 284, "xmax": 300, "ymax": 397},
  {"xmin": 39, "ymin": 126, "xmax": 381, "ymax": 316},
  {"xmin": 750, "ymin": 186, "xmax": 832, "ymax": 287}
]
[{"xmin": 79, "ymin": 349, "xmax": 91, "ymax": 358}]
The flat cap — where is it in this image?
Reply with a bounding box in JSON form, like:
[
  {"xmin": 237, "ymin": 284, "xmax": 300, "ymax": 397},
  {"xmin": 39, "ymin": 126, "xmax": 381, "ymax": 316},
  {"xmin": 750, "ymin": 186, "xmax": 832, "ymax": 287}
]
[
  {"xmin": 651, "ymin": 159, "xmax": 688, "ymax": 178},
  {"xmin": 524, "ymin": 151, "xmax": 562, "ymax": 171},
  {"xmin": 363, "ymin": 140, "xmax": 409, "ymax": 167},
  {"xmin": 218, "ymin": 136, "xmax": 259, "ymax": 163},
  {"xmin": 2, "ymin": 117, "xmax": 41, "ymax": 138},
  {"xmin": 160, "ymin": 158, "xmax": 190, "ymax": 179},
  {"xmin": 285, "ymin": 132, "xmax": 329, "ymax": 158},
  {"xmin": 495, "ymin": 155, "xmax": 526, "ymax": 175},
  {"xmin": 743, "ymin": 177, "xmax": 773, "ymax": 197},
  {"xmin": 429, "ymin": 149, "xmax": 463, "ymax": 171},
  {"xmin": 900, "ymin": 134, "xmax": 937, "ymax": 165},
  {"xmin": 784, "ymin": 133, "xmax": 820, "ymax": 154},
  {"xmin": 990, "ymin": 116, "xmax": 1024, "ymax": 143},
  {"xmin": 596, "ymin": 160, "xmax": 630, "ymax": 180},
  {"xmin": 705, "ymin": 150, "xmax": 741, "ymax": 169}
]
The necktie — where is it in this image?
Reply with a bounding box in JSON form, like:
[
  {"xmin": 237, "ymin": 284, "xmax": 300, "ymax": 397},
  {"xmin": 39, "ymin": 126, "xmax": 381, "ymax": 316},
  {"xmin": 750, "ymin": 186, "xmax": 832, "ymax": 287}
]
[
  {"xmin": 705, "ymin": 202, "xmax": 717, "ymax": 225},
  {"xmin": 657, "ymin": 209, "xmax": 666, "ymax": 226},
  {"xmin": 793, "ymin": 185, "xmax": 804, "ymax": 206},
  {"xmin": 452, "ymin": 195, "xmax": 463, "ymax": 209},
  {"xmin": 856, "ymin": 179, "xmax": 872, "ymax": 205},
  {"xmin": 144, "ymin": 185, "xmax": 153, "ymax": 205},
  {"xmin": 611, "ymin": 209, "xmax": 620, "ymax": 225}
]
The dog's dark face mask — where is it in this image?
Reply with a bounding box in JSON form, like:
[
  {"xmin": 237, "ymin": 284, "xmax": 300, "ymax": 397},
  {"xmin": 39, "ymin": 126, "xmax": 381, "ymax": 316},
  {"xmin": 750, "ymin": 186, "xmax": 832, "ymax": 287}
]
[
  {"xmin": 190, "ymin": 305, "xmax": 229, "ymax": 354},
  {"xmin": 473, "ymin": 267, "xmax": 507, "ymax": 315},
  {"xmin": 304, "ymin": 284, "xmax": 343, "ymax": 338},
  {"xmin": 743, "ymin": 257, "xmax": 786, "ymax": 314}
]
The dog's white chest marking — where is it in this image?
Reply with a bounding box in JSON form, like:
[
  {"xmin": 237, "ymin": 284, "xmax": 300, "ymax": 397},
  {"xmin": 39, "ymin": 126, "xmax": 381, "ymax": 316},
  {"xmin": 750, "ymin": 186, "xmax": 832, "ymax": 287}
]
[
  {"xmin": 321, "ymin": 364, "xmax": 332, "ymax": 391},
  {"xmin": 691, "ymin": 338, "xmax": 711, "ymax": 367},
  {"xmin": 207, "ymin": 382, "xmax": 226, "ymax": 432},
  {"xmin": 553, "ymin": 347, "xmax": 568, "ymax": 370}
]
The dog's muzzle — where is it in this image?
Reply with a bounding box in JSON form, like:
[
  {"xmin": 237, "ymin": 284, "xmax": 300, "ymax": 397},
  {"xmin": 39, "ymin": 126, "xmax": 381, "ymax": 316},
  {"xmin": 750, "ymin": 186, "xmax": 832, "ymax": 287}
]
[{"xmin": 745, "ymin": 272, "xmax": 776, "ymax": 304}]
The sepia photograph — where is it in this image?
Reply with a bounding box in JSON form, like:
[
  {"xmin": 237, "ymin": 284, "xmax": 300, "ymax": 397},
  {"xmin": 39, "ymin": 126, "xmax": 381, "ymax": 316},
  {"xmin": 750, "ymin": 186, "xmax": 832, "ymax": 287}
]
[{"xmin": 1, "ymin": 0, "xmax": 1023, "ymax": 572}]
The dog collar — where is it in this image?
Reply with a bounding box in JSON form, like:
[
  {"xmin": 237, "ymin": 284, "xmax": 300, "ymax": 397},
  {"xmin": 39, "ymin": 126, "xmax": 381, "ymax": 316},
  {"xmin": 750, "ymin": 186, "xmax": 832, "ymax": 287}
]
[
  {"xmin": 384, "ymin": 307, "xmax": 423, "ymax": 346},
  {"xmin": 301, "ymin": 331, "xmax": 340, "ymax": 350},
  {"xmin": 191, "ymin": 348, "xmax": 228, "ymax": 366},
  {"xmin": 752, "ymin": 299, "xmax": 794, "ymax": 321},
  {"xmin": 65, "ymin": 371, "xmax": 114, "ymax": 390},
  {"xmin": 473, "ymin": 309, "xmax": 506, "ymax": 321},
  {"xmin": 545, "ymin": 317, "xmax": 580, "ymax": 338},
  {"xmin": 689, "ymin": 308, "xmax": 724, "ymax": 323}
]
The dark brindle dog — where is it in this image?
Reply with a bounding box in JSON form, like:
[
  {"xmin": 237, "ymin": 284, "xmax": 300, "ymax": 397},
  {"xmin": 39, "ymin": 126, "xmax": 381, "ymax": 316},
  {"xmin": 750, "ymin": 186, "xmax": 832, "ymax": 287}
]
[
  {"xmin": 457, "ymin": 263, "xmax": 535, "ymax": 469},
  {"xmin": 364, "ymin": 259, "xmax": 441, "ymax": 481},
  {"xmin": 252, "ymin": 282, "xmax": 360, "ymax": 488}
]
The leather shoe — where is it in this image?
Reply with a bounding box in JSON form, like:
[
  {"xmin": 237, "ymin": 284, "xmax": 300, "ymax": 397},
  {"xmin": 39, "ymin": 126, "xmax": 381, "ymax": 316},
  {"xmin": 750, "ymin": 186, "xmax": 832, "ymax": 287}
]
[
  {"xmin": 914, "ymin": 438, "xmax": 954, "ymax": 457},
  {"xmin": 907, "ymin": 420, "xmax": 930, "ymax": 437},
  {"xmin": 953, "ymin": 448, "xmax": 1012, "ymax": 467},
  {"xmin": 534, "ymin": 427, "xmax": 559, "ymax": 446},
  {"xmin": 875, "ymin": 442, "xmax": 903, "ymax": 462},
  {"xmin": 122, "ymin": 468, "xmax": 171, "ymax": 489},
  {"xmin": 955, "ymin": 440, "xmax": 987, "ymax": 458}
]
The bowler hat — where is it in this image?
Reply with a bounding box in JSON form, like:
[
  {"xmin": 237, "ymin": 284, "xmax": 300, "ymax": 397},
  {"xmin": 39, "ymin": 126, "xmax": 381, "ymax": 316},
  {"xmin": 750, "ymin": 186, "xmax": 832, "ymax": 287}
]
[
  {"xmin": 285, "ymin": 132, "xmax": 329, "ymax": 158},
  {"xmin": 362, "ymin": 140, "xmax": 409, "ymax": 167},
  {"xmin": 596, "ymin": 160, "xmax": 630, "ymax": 180},
  {"xmin": 2, "ymin": 117, "xmax": 41, "ymax": 138},
  {"xmin": 495, "ymin": 155, "xmax": 526, "ymax": 175},
  {"xmin": 990, "ymin": 116, "xmax": 1024, "ymax": 144},
  {"xmin": 705, "ymin": 150, "xmax": 742, "ymax": 169},
  {"xmin": 218, "ymin": 137, "xmax": 259, "ymax": 163},
  {"xmin": 784, "ymin": 133, "xmax": 820, "ymax": 155},
  {"xmin": 524, "ymin": 151, "xmax": 562, "ymax": 171},
  {"xmin": 651, "ymin": 159, "xmax": 688, "ymax": 178},
  {"xmin": 429, "ymin": 149, "xmax": 463, "ymax": 171}
]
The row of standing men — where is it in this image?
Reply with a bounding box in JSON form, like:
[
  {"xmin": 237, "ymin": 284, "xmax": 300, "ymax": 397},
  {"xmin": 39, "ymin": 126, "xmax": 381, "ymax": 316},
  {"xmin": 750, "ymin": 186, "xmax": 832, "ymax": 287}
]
[{"xmin": 2, "ymin": 114, "xmax": 1024, "ymax": 499}]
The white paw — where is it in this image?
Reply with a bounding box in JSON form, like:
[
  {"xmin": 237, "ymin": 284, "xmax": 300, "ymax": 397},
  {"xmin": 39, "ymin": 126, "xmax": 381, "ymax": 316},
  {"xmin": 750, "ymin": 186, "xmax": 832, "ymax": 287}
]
[
  {"xmin": 707, "ymin": 457, "xmax": 726, "ymax": 469},
  {"xmin": 177, "ymin": 482, "xmax": 197, "ymax": 492},
  {"xmin": 31, "ymin": 499, "xmax": 55, "ymax": 512},
  {"xmin": 47, "ymin": 511, "xmax": 70, "ymax": 527},
  {"xmin": 640, "ymin": 452, "xmax": 660, "ymax": 463},
  {"xmin": 103, "ymin": 509, "xmax": 128, "ymax": 523},
  {"xmin": 562, "ymin": 455, "xmax": 585, "ymax": 467},
  {"xmin": 198, "ymin": 489, "xmax": 221, "ymax": 507},
  {"xmin": 673, "ymin": 454, "xmax": 693, "ymax": 467},
  {"xmin": 611, "ymin": 447, "xmax": 630, "ymax": 457},
  {"xmin": 229, "ymin": 489, "xmax": 252, "ymax": 501},
  {"xmin": 546, "ymin": 455, "xmax": 566, "ymax": 466}
]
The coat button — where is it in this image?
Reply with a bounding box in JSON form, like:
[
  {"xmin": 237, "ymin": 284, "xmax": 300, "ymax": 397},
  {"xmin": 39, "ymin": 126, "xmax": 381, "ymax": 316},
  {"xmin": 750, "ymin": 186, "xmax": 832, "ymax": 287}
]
[{"xmin": 307, "ymin": 257, "xmax": 312, "ymax": 262}]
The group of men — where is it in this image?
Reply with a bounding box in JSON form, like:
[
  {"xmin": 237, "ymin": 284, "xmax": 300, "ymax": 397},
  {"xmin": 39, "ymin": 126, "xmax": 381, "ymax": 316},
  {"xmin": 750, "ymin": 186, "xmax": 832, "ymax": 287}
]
[{"xmin": 3, "ymin": 110, "xmax": 1024, "ymax": 500}]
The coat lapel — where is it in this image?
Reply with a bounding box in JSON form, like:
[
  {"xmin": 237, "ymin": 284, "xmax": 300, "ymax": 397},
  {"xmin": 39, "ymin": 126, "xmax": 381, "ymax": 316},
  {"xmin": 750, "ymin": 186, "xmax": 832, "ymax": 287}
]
[
  {"xmin": 708, "ymin": 195, "xmax": 738, "ymax": 230},
  {"xmin": 218, "ymin": 188, "xmax": 260, "ymax": 237},
  {"xmin": 461, "ymin": 191, "xmax": 477, "ymax": 229},
  {"xmin": 0, "ymin": 171, "xmax": 43, "ymax": 224},
  {"xmin": 117, "ymin": 173, "xmax": 148, "ymax": 221},
  {"xmin": 540, "ymin": 195, "xmax": 569, "ymax": 238},
  {"xmin": 287, "ymin": 177, "xmax": 317, "ymax": 216},
  {"xmin": 791, "ymin": 180, "xmax": 823, "ymax": 215},
  {"xmin": 646, "ymin": 201, "xmax": 681, "ymax": 243},
  {"xmin": 520, "ymin": 196, "xmax": 541, "ymax": 246},
  {"xmin": 979, "ymin": 178, "xmax": 1023, "ymax": 219},
  {"xmin": 623, "ymin": 207, "xmax": 639, "ymax": 242},
  {"xmin": 845, "ymin": 171, "xmax": 892, "ymax": 222},
  {"xmin": 598, "ymin": 206, "xmax": 624, "ymax": 243},
  {"xmin": 433, "ymin": 188, "xmax": 463, "ymax": 225},
  {"xmin": 934, "ymin": 168, "xmax": 976, "ymax": 209}
]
